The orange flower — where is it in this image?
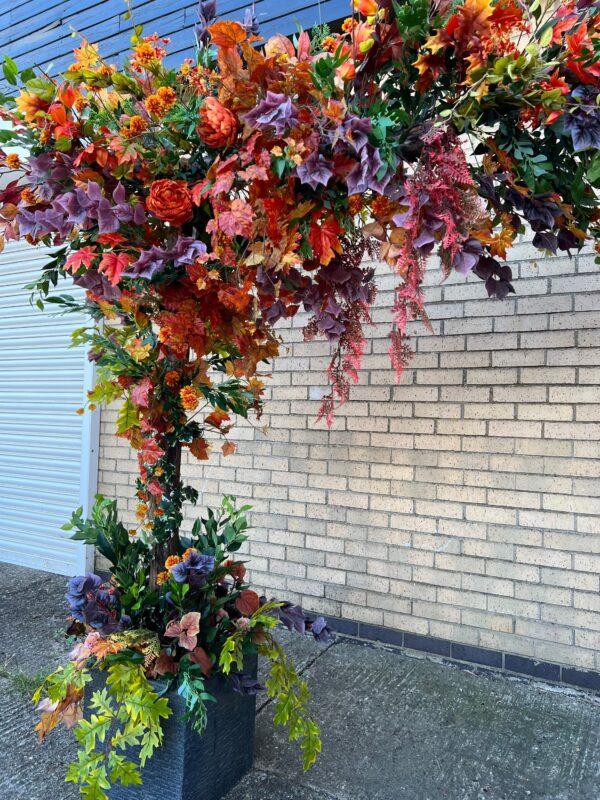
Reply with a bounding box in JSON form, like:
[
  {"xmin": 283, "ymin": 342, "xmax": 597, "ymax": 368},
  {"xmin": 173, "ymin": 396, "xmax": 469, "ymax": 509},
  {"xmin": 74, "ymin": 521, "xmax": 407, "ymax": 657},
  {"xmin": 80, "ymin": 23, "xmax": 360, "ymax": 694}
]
[
  {"xmin": 352, "ymin": 0, "xmax": 379, "ymax": 14},
  {"xmin": 128, "ymin": 115, "xmax": 148, "ymax": 136},
  {"xmin": 147, "ymin": 179, "xmax": 193, "ymax": 227},
  {"xmin": 145, "ymin": 95, "xmax": 164, "ymax": 116},
  {"xmin": 133, "ymin": 42, "xmax": 158, "ymax": 67},
  {"xmin": 348, "ymin": 194, "xmax": 364, "ymax": 215},
  {"xmin": 156, "ymin": 570, "xmax": 170, "ymax": 585},
  {"xmin": 182, "ymin": 547, "xmax": 197, "ymax": 561},
  {"xmin": 5, "ymin": 153, "xmax": 21, "ymax": 170},
  {"xmin": 165, "ymin": 554, "xmax": 182, "ymax": 569},
  {"xmin": 198, "ymin": 97, "xmax": 238, "ymax": 149},
  {"xmin": 164, "ymin": 370, "xmax": 180, "ymax": 388},
  {"xmin": 180, "ymin": 385, "xmax": 200, "ymax": 411},
  {"xmin": 157, "ymin": 86, "xmax": 177, "ymax": 110}
]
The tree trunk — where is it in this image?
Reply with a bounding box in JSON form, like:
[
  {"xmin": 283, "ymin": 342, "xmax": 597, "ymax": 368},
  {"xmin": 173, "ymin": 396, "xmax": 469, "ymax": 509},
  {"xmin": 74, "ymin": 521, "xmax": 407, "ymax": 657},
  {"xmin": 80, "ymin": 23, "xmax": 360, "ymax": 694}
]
[{"xmin": 148, "ymin": 442, "xmax": 183, "ymax": 590}]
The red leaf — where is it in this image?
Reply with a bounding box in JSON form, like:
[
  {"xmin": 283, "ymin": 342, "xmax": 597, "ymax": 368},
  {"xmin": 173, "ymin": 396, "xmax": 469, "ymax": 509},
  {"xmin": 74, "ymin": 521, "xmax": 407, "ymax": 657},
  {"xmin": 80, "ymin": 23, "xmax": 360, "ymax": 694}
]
[
  {"xmin": 99, "ymin": 252, "xmax": 133, "ymax": 286},
  {"xmin": 308, "ymin": 214, "xmax": 343, "ymax": 265},
  {"xmin": 235, "ymin": 589, "xmax": 260, "ymax": 616},
  {"xmin": 190, "ymin": 646, "xmax": 213, "ymax": 676}
]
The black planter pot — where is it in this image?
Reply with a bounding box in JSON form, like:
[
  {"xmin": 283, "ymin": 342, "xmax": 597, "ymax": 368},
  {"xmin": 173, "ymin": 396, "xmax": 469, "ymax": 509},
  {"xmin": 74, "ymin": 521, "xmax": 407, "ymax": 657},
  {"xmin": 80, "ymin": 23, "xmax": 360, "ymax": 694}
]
[{"xmin": 85, "ymin": 655, "xmax": 257, "ymax": 800}]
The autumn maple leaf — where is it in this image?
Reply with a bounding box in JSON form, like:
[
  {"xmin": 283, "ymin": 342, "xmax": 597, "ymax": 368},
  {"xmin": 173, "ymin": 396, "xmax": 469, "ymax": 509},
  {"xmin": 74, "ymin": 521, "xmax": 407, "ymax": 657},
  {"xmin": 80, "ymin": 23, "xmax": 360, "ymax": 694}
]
[
  {"xmin": 308, "ymin": 214, "xmax": 343, "ymax": 265},
  {"xmin": 64, "ymin": 246, "xmax": 98, "ymax": 272},
  {"xmin": 208, "ymin": 20, "xmax": 247, "ymax": 48},
  {"xmin": 131, "ymin": 376, "xmax": 153, "ymax": 408},
  {"xmin": 99, "ymin": 252, "xmax": 133, "ymax": 285},
  {"xmin": 140, "ymin": 439, "xmax": 164, "ymax": 466},
  {"xmin": 189, "ymin": 437, "xmax": 211, "ymax": 460},
  {"xmin": 214, "ymin": 198, "xmax": 254, "ymax": 238}
]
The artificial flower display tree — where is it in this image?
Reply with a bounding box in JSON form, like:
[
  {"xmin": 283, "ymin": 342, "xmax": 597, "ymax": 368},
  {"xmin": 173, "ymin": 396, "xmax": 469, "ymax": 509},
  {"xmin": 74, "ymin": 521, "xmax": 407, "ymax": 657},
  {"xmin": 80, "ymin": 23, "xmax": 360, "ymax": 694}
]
[{"xmin": 0, "ymin": 0, "xmax": 598, "ymax": 797}]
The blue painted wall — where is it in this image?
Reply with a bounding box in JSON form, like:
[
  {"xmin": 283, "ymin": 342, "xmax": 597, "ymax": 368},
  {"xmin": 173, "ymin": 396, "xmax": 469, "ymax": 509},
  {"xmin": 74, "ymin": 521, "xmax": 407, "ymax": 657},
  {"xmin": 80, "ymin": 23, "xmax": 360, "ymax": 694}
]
[{"xmin": 1, "ymin": 0, "xmax": 347, "ymax": 76}]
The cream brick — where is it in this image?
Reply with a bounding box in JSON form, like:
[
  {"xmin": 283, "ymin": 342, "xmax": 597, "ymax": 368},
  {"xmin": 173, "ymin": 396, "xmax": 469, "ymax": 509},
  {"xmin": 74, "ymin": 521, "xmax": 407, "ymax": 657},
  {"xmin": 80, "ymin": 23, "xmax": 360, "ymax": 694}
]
[{"xmin": 97, "ymin": 247, "xmax": 600, "ymax": 672}]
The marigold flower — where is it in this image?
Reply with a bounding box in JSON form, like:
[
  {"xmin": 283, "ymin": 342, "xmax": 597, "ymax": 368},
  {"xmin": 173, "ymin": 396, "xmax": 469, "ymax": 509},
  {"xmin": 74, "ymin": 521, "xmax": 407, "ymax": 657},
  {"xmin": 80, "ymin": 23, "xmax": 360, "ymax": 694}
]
[
  {"xmin": 20, "ymin": 188, "xmax": 36, "ymax": 204},
  {"xmin": 133, "ymin": 42, "xmax": 158, "ymax": 67},
  {"xmin": 136, "ymin": 503, "xmax": 148, "ymax": 520},
  {"xmin": 157, "ymin": 86, "xmax": 177, "ymax": 110},
  {"xmin": 145, "ymin": 94, "xmax": 164, "ymax": 116},
  {"xmin": 180, "ymin": 385, "xmax": 200, "ymax": 411},
  {"xmin": 371, "ymin": 195, "xmax": 395, "ymax": 218},
  {"xmin": 342, "ymin": 17, "xmax": 356, "ymax": 33},
  {"xmin": 322, "ymin": 36, "xmax": 338, "ymax": 52},
  {"xmin": 197, "ymin": 97, "xmax": 238, "ymax": 149},
  {"xmin": 5, "ymin": 153, "xmax": 21, "ymax": 169},
  {"xmin": 128, "ymin": 115, "xmax": 148, "ymax": 135},
  {"xmin": 348, "ymin": 194, "xmax": 364, "ymax": 215},
  {"xmin": 182, "ymin": 547, "xmax": 198, "ymax": 561},
  {"xmin": 164, "ymin": 370, "xmax": 180, "ymax": 388},
  {"xmin": 165, "ymin": 554, "xmax": 182, "ymax": 569},
  {"xmin": 156, "ymin": 570, "xmax": 170, "ymax": 585}
]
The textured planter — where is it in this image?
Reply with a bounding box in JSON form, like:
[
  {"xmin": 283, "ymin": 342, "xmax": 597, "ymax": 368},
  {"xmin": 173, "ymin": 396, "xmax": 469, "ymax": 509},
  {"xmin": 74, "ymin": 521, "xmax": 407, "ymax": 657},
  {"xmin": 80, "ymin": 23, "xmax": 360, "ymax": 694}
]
[{"xmin": 85, "ymin": 655, "xmax": 257, "ymax": 800}]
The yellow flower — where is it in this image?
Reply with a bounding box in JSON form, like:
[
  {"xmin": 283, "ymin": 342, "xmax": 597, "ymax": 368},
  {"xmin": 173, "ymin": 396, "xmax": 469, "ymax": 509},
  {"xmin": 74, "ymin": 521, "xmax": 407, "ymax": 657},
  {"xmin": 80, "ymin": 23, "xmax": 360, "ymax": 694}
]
[
  {"xmin": 136, "ymin": 503, "xmax": 148, "ymax": 520},
  {"xmin": 156, "ymin": 570, "xmax": 170, "ymax": 586},
  {"xmin": 180, "ymin": 386, "xmax": 200, "ymax": 411},
  {"xmin": 165, "ymin": 554, "xmax": 182, "ymax": 569}
]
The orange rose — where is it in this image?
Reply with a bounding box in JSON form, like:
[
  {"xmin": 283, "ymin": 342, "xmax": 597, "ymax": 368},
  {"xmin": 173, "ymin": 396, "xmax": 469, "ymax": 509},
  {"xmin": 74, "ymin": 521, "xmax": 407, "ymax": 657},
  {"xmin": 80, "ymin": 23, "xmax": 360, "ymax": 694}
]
[
  {"xmin": 197, "ymin": 97, "xmax": 238, "ymax": 149},
  {"xmin": 146, "ymin": 179, "xmax": 193, "ymax": 227}
]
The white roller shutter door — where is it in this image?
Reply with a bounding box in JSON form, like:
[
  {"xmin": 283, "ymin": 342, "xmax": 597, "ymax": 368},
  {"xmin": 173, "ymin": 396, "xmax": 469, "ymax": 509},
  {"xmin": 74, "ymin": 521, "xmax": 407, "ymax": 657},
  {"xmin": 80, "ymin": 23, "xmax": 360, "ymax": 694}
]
[{"xmin": 0, "ymin": 239, "xmax": 97, "ymax": 575}]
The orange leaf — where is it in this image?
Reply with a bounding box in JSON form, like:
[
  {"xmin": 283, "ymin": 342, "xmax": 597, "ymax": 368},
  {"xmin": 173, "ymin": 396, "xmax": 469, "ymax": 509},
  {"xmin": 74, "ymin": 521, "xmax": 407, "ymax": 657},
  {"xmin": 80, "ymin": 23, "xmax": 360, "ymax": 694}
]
[
  {"xmin": 222, "ymin": 441, "xmax": 236, "ymax": 457},
  {"xmin": 189, "ymin": 437, "xmax": 211, "ymax": 460},
  {"xmin": 209, "ymin": 21, "xmax": 247, "ymax": 48},
  {"xmin": 235, "ymin": 589, "xmax": 260, "ymax": 616},
  {"xmin": 308, "ymin": 214, "xmax": 343, "ymax": 265}
]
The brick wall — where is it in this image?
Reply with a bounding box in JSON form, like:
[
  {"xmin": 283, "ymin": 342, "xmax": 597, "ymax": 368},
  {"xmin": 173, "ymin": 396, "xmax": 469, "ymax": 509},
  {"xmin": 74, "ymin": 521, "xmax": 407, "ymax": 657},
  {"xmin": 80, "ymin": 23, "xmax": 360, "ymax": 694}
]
[{"xmin": 97, "ymin": 243, "xmax": 600, "ymax": 670}]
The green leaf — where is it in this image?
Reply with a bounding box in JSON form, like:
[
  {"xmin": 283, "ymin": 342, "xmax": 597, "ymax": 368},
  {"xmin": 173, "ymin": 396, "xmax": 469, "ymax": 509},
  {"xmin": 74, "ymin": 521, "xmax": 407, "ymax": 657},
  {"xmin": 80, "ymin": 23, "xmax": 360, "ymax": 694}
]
[
  {"xmin": 3, "ymin": 55, "xmax": 18, "ymax": 85},
  {"xmin": 116, "ymin": 396, "xmax": 139, "ymax": 434},
  {"xmin": 75, "ymin": 715, "xmax": 112, "ymax": 755}
]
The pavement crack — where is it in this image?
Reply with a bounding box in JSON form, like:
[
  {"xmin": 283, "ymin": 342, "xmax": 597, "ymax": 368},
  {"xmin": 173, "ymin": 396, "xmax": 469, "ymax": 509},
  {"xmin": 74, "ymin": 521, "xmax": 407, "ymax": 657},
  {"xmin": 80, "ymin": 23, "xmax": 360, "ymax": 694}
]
[{"xmin": 257, "ymin": 637, "xmax": 339, "ymax": 716}]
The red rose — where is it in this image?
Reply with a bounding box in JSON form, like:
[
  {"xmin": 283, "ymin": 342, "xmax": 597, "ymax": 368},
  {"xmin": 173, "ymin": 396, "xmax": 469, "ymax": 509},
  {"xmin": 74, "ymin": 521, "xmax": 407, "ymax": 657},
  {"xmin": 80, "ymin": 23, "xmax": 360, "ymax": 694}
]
[
  {"xmin": 197, "ymin": 97, "xmax": 238, "ymax": 149},
  {"xmin": 146, "ymin": 179, "xmax": 193, "ymax": 227}
]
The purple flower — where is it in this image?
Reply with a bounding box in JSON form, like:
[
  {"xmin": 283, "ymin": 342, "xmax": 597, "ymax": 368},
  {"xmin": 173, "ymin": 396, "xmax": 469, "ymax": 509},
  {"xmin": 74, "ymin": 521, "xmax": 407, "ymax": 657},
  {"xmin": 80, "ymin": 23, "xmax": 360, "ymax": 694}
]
[
  {"xmin": 55, "ymin": 188, "xmax": 91, "ymax": 226},
  {"xmin": 195, "ymin": 0, "xmax": 218, "ymax": 45},
  {"xmin": 65, "ymin": 573, "xmax": 102, "ymax": 621},
  {"xmin": 244, "ymin": 91, "xmax": 299, "ymax": 135},
  {"xmin": 308, "ymin": 616, "xmax": 332, "ymax": 643},
  {"xmin": 74, "ymin": 269, "xmax": 121, "ymax": 301},
  {"xmin": 341, "ymin": 116, "xmax": 372, "ymax": 153},
  {"xmin": 453, "ymin": 238, "xmax": 483, "ymax": 275},
  {"xmin": 171, "ymin": 551, "xmax": 215, "ymax": 587},
  {"xmin": 172, "ymin": 235, "xmax": 207, "ymax": 265},
  {"xmin": 26, "ymin": 153, "xmax": 53, "ymax": 182},
  {"xmin": 242, "ymin": 4, "xmax": 260, "ymax": 36},
  {"xmin": 126, "ymin": 246, "xmax": 170, "ymax": 280},
  {"xmin": 296, "ymin": 150, "xmax": 334, "ymax": 191},
  {"xmin": 346, "ymin": 145, "xmax": 390, "ymax": 195},
  {"xmin": 564, "ymin": 108, "xmax": 600, "ymax": 152}
]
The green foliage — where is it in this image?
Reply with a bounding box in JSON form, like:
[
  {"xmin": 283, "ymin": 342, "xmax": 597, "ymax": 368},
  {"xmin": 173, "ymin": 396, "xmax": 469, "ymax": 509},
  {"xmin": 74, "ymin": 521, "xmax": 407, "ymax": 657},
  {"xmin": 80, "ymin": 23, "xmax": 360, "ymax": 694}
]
[
  {"xmin": 188, "ymin": 495, "xmax": 251, "ymax": 558},
  {"xmin": 260, "ymin": 634, "xmax": 322, "ymax": 771},
  {"xmin": 63, "ymin": 496, "xmax": 147, "ymax": 589},
  {"xmin": 66, "ymin": 661, "xmax": 171, "ymax": 799}
]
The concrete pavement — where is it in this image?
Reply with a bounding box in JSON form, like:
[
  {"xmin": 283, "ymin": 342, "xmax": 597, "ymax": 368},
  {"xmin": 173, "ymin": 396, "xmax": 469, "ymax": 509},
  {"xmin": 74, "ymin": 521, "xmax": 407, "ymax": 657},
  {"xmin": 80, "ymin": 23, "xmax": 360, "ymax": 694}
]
[{"xmin": 1, "ymin": 563, "xmax": 600, "ymax": 800}]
